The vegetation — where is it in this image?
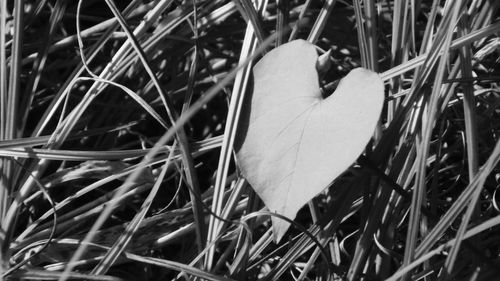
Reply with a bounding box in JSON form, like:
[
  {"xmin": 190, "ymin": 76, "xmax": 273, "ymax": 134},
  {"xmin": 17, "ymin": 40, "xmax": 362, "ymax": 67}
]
[{"xmin": 0, "ymin": 0, "xmax": 499, "ymax": 280}]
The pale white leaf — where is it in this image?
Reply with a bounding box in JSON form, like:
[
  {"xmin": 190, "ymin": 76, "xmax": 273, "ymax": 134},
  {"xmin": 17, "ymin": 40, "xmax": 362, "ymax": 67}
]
[{"xmin": 235, "ymin": 39, "xmax": 384, "ymax": 242}]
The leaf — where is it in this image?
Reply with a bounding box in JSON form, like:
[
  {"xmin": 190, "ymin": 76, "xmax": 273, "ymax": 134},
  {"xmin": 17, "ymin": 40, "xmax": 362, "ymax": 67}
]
[{"xmin": 235, "ymin": 39, "xmax": 384, "ymax": 242}]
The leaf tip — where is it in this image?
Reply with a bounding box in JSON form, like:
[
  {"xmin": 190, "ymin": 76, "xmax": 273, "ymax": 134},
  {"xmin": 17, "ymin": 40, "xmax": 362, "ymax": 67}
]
[{"xmin": 271, "ymin": 217, "xmax": 289, "ymax": 243}]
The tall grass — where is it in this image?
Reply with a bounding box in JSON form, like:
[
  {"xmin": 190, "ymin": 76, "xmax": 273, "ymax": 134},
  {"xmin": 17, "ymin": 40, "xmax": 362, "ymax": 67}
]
[{"xmin": 1, "ymin": 0, "xmax": 500, "ymax": 280}]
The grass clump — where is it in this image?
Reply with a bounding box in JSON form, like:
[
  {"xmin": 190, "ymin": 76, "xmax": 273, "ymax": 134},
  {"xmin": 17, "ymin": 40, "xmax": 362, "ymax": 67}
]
[{"xmin": 1, "ymin": 0, "xmax": 500, "ymax": 280}]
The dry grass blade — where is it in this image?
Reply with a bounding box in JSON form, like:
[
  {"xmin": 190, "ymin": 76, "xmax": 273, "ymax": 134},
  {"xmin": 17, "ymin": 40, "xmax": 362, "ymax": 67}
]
[
  {"xmin": 0, "ymin": 136, "xmax": 220, "ymax": 161},
  {"xmin": 71, "ymin": 77, "xmax": 169, "ymax": 129},
  {"xmin": 307, "ymin": 0, "xmax": 336, "ymax": 44},
  {"xmin": 235, "ymin": 0, "xmax": 266, "ymax": 44},
  {"xmin": 91, "ymin": 146, "xmax": 174, "ymax": 274},
  {"xmin": 46, "ymin": 238, "xmax": 237, "ymax": 281},
  {"xmin": 9, "ymin": 269, "xmax": 123, "ymax": 281},
  {"xmin": 275, "ymin": 0, "xmax": 289, "ymax": 46},
  {"xmin": 418, "ymin": 0, "xmax": 440, "ymax": 55},
  {"xmin": 1, "ymin": 0, "xmax": 24, "ymax": 262},
  {"xmin": 19, "ymin": 0, "xmax": 67, "ymax": 134},
  {"xmin": 0, "ymin": 122, "xmax": 137, "ymax": 149},
  {"xmin": 363, "ymin": 0, "xmax": 378, "ymax": 71},
  {"xmin": 205, "ymin": 0, "xmax": 267, "ymax": 270},
  {"xmin": 402, "ymin": 0, "xmax": 463, "ymax": 272},
  {"xmin": 0, "ymin": 0, "xmax": 8, "ymax": 222},
  {"xmin": 6, "ymin": 0, "xmax": 23, "ymax": 141},
  {"xmin": 390, "ymin": 0, "xmax": 409, "ymax": 67},
  {"xmin": 15, "ymin": 184, "xmax": 151, "ymax": 250},
  {"xmin": 181, "ymin": 1, "xmax": 200, "ymax": 116},
  {"xmin": 353, "ymin": 0, "xmax": 370, "ymax": 69},
  {"xmin": 289, "ymin": 0, "xmax": 313, "ymax": 41}
]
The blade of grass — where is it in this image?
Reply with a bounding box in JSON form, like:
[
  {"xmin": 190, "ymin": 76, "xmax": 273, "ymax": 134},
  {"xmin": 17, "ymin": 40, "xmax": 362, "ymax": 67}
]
[
  {"xmin": 158, "ymin": 198, "xmax": 249, "ymax": 249},
  {"xmin": 418, "ymin": 0, "xmax": 440, "ymax": 55},
  {"xmin": 0, "ymin": 135, "xmax": 221, "ymax": 162},
  {"xmin": 0, "ymin": 0, "xmax": 8, "ymax": 222},
  {"xmin": 469, "ymin": 0, "xmax": 499, "ymax": 37},
  {"xmin": 181, "ymin": 1, "xmax": 200, "ymax": 116},
  {"xmin": 23, "ymin": 0, "xmax": 47, "ymax": 28},
  {"xmin": 35, "ymin": 238, "xmax": 237, "ymax": 281},
  {"xmin": 215, "ymin": 180, "xmax": 249, "ymax": 275},
  {"xmin": 91, "ymin": 144, "xmax": 174, "ymax": 274},
  {"xmin": 275, "ymin": 0, "xmax": 289, "ymax": 46},
  {"xmin": 16, "ymin": 183, "xmax": 184, "ymax": 253},
  {"xmin": 8, "ymin": 269, "xmax": 122, "ymax": 281},
  {"xmin": 353, "ymin": 0, "xmax": 370, "ymax": 69},
  {"xmin": 204, "ymin": 0, "xmax": 268, "ymax": 270},
  {"xmin": 19, "ymin": 0, "xmax": 67, "ymax": 135},
  {"xmin": 0, "ymin": 159, "xmax": 58, "ymax": 278},
  {"xmin": 0, "ymin": 122, "xmax": 138, "ymax": 149},
  {"xmin": 390, "ymin": 0, "xmax": 409, "ymax": 68},
  {"xmin": 387, "ymin": 0, "xmax": 409, "ymax": 120},
  {"xmin": 289, "ymin": 0, "xmax": 313, "ymax": 41},
  {"xmin": 0, "ymin": 6, "xmax": 23, "ymax": 232},
  {"xmin": 1, "ymin": 137, "xmax": 220, "ymax": 168},
  {"xmin": 197, "ymin": 2, "xmax": 237, "ymax": 29},
  {"xmin": 6, "ymin": 0, "xmax": 23, "ymax": 140},
  {"xmin": 1, "ymin": 0, "xmax": 24, "ymax": 261},
  {"xmin": 236, "ymin": 0, "xmax": 266, "ymax": 44},
  {"xmin": 19, "ymin": 184, "xmax": 151, "ymax": 248},
  {"xmin": 363, "ymin": 0, "xmax": 378, "ymax": 71},
  {"xmin": 402, "ymin": 1, "xmax": 462, "ymax": 275},
  {"xmin": 307, "ymin": 0, "xmax": 336, "ymax": 44},
  {"xmin": 71, "ymin": 78, "xmax": 169, "ymax": 129},
  {"xmin": 458, "ymin": 14, "xmax": 479, "ymax": 181},
  {"xmin": 14, "ymin": 172, "xmax": 152, "ymax": 248}
]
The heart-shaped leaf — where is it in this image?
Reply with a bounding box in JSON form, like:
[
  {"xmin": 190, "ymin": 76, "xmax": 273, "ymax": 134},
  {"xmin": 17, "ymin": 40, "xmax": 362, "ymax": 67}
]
[{"xmin": 235, "ymin": 39, "xmax": 384, "ymax": 242}]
